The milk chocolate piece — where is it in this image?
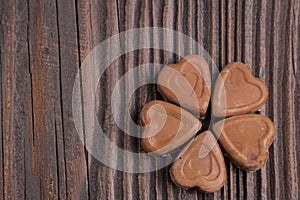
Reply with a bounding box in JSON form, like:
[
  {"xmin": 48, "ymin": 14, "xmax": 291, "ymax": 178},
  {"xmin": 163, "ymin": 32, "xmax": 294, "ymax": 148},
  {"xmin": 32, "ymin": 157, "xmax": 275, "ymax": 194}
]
[
  {"xmin": 157, "ymin": 55, "xmax": 211, "ymax": 118},
  {"xmin": 213, "ymin": 62, "xmax": 268, "ymax": 117},
  {"xmin": 141, "ymin": 100, "xmax": 202, "ymax": 155},
  {"xmin": 213, "ymin": 114, "xmax": 275, "ymax": 172},
  {"xmin": 170, "ymin": 131, "xmax": 226, "ymax": 192}
]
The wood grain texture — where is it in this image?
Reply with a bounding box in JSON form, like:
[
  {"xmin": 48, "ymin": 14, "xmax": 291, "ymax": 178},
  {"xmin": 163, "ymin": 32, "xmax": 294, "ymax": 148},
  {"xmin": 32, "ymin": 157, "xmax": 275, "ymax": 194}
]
[{"xmin": 1, "ymin": 0, "xmax": 300, "ymax": 199}]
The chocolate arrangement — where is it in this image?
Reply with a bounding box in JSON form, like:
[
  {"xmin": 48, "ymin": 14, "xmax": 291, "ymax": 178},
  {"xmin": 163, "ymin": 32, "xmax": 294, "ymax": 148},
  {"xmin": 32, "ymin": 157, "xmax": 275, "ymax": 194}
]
[{"xmin": 140, "ymin": 56, "xmax": 275, "ymax": 192}]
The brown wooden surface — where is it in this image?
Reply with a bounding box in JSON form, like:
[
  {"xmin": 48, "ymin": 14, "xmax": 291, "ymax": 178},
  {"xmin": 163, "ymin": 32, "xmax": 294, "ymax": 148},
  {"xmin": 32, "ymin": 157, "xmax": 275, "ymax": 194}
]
[{"xmin": 1, "ymin": 0, "xmax": 300, "ymax": 199}]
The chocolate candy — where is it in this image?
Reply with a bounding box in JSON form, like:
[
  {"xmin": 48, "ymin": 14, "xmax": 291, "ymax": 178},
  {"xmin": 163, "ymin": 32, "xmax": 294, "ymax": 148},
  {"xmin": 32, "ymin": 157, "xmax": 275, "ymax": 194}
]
[
  {"xmin": 157, "ymin": 55, "xmax": 211, "ymax": 118},
  {"xmin": 139, "ymin": 58, "xmax": 275, "ymax": 192},
  {"xmin": 141, "ymin": 100, "xmax": 202, "ymax": 155},
  {"xmin": 170, "ymin": 131, "xmax": 226, "ymax": 192},
  {"xmin": 213, "ymin": 62, "xmax": 268, "ymax": 117},
  {"xmin": 213, "ymin": 114, "xmax": 275, "ymax": 172}
]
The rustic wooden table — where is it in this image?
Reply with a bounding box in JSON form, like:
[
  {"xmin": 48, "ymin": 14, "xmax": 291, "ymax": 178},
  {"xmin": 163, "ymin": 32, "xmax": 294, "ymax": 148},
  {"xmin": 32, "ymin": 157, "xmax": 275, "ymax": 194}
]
[{"xmin": 1, "ymin": 0, "xmax": 300, "ymax": 199}]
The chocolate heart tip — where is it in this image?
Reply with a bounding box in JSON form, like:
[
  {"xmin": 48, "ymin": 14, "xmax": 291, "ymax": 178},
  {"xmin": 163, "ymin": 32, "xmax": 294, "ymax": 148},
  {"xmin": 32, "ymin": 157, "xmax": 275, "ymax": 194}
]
[{"xmin": 181, "ymin": 54, "xmax": 208, "ymax": 64}]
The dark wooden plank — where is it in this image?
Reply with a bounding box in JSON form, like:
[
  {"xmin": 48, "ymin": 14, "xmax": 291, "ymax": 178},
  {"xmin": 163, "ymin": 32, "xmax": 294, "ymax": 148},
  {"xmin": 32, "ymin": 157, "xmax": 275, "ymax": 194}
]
[
  {"xmin": 56, "ymin": 0, "xmax": 89, "ymax": 199},
  {"xmin": 53, "ymin": 1, "xmax": 68, "ymax": 199},
  {"xmin": 267, "ymin": 1, "xmax": 282, "ymax": 199},
  {"xmin": 282, "ymin": 1, "xmax": 299, "ymax": 199},
  {"xmin": 122, "ymin": 0, "xmax": 143, "ymax": 199},
  {"xmin": 0, "ymin": 0, "xmax": 32, "ymax": 199},
  {"xmin": 296, "ymin": 3, "xmax": 300, "ymax": 200},
  {"xmin": 0, "ymin": 0, "xmax": 4, "ymax": 198},
  {"xmin": 27, "ymin": 0, "xmax": 66, "ymax": 198},
  {"xmin": 255, "ymin": 0, "xmax": 269, "ymax": 199},
  {"xmin": 75, "ymin": 0, "xmax": 94, "ymax": 199},
  {"xmin": 86, "ymin": 0, "xmax": 124, "ymax": 199},
  {"xmin": 115, "ymin": 0, "xmax": 135, "ymax": 199},
  {"xmin": 24, "ymin": 0, "xmax": 43, "ymax": 197},
  {"xmin": 273, "ymin": 1, "xmax": 293, "ymax": 200}
]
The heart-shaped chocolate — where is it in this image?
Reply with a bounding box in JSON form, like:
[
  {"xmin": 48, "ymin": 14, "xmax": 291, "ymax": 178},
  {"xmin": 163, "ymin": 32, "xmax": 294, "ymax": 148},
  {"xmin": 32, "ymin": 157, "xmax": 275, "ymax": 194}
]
[
  {"xmin": 213, "ymin": 114, "xmax": 275, "ymax": 172},
  {"xmin": 213, "ymin": 62, "xmax": 268, "ymax": 117},
  {"xmin": 170, "ymin": 131, "xmax": 226, "ymax": 192},
  {"xmin": 141, "ymin": 100, "xmax": 202, "ymax": 155},
  {"xmin": 157, "ymin": 55, "xmax": 211, "ymax": 118}
]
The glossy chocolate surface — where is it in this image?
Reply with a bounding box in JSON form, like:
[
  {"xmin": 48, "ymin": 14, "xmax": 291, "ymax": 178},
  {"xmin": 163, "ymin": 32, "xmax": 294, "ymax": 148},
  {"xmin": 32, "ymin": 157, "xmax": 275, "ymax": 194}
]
[
  {"xmin": 213, "ymin": 114, "xmax": 275, "ymax": 172},
  {"xmin": 157, "ymin": 55, "xmax": 211, "ymax": 118},
  {"xmin": 141, "ymin": 100, "xmax": 202, "ymax": 155},
  {"xmin": 213, "ymin": 62, "xmax": 268, "ymax": 117},
  {"xmin": 170, "ymin": 131, "xmax": 226, "ymax": 192}
]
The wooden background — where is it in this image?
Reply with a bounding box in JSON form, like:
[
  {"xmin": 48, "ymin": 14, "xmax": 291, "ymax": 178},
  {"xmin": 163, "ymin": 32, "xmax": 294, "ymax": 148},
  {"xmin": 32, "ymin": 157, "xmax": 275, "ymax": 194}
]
[{"xmin": 1, "ymin": 0, "xmax": 300, "ymax": 199}]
